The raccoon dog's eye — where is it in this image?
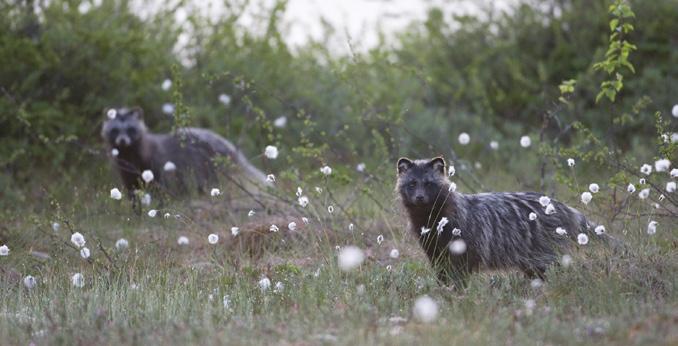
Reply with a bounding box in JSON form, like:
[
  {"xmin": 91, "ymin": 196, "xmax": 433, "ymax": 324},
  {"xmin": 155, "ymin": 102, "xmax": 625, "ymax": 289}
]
[
  {"xmin": 127, "ymin": 127, "xmax": 137, "ymax": 136},
  {"xmin": 408, "ymin": 182, "xmax": 416, "ymax": 188}
]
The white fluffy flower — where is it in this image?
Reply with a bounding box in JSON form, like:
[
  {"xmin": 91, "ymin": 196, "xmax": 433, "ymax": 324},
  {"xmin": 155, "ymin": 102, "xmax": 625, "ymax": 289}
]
[
  {"xmin": 667, "ymin": 182, "xmax": 676, "ymax": 193},
  {"xmin": 581, "ymin": 192, "xmax": 593, "ymax": 205},
  {"xmin": 115, "ymin": 238, "xmax": 129, "ymax": 250},
  {"xmin": 448, "ymin": 182, "xmax": 457, "ymax": 192},
  {"xmin": 297, "ymin": 196, "xmax": 309, "ymax": 208},
  {"xmin": 520, "ymin": 135, "xmax": 531, "ymax": 148},
  {"xmin": 161, "ymin": 79, "xmax": 172, "ymax": 91},
  {"xmin": 71, "ymin": 273, "xmax": 85, "ymax": 288},
  {"xmin": 594, "ymin": 225, "xmax": 606, "ymax": 235},
  {"xmin": 451, "ymin": 228, "xmax": 462, "ymax": 236},
  {"xmin": 659, "ymin": 194, "xmax": 665, "ymax": 201},
  {"xmin": 164, "ymin": 213, "xmax": 171, "ymax": 219},
  {"xmin": 141, "ymin": 170, "xmax": 154, "ymax": 183},
  {"xmin": 218, "ymin": 94, "xmax": 231, "ymax": 106},
  {"xmin": 264, "ymin": 145, "xmax": 279, "ymax": 159},
  {"xmin": 302, "ymin": 217, "xmax": 309, "ymax": 224},
  {"xmin": 640, "ymin": 164, "xmax": 652, "ymax": 175},
  {"xmin": 111, "ymin": 148, "xmax": 119, "ymax": 157},
  {"xmin": 295, "ymin": 187, "xmax": 303, "ymax": 197},
  {"xmin": 0, "ymin": 245, "xmax": 9, "ymax": 256},
  {"xmin": 561, "ymin": 254, "xmax": 573, "ymax": 267},
  {"xmin": 539, "ymin": 196, "xmax": 551, "ymax": 207},
  {"xmin": 320, "ymin": 165, "xmax": 332, "ymax": 175},
  {"xmin": 672, "ymin": 133, "xmax": 678, "ymax": 143},
  {"xmin": 80, "ymin": 247, "xmax": 90, "ymax": 259},
  {"xmin": 448, "ymin": 165, "xmax": 456, "ymax": 177},
  {"xmin": 258, "ymin": 277, "xmax": 271, "ymax": 291},
  {"xmin": 639, "ymin": 178, "xmax": 646, "ymax": 185},
  {"xmin": 338, "ymin": 246, "xmax": 365, "ymax": 271},
  {"xmin": 356, "ymin": 163, "xmax": 366, "ymax": 172},
  {"xmin": 567, "ymin": 158, "xmax": 575, "ymax": 167},
  {"xmin": 208, "ymin": 234, "xmax": 219, "ymax": 244},
  {"xmin": 458, "ymin": 132, "xmax": 470, "ymax": 145},
  {"xmin": 528, "ymin": 212, "xmax": 537, "ymax": 221},
  {"xmin": 448, "ymin": 239, "xmax": 467, "ymax": 254},
  {"xmin": 436, "ymin": 217, "xmax": 449, "ymax": 234},
  {"xmin": 655, "ymin": 159, "xmax": 671, "ymax": 172},
  {"xmin": 589, "ymin": 183, "xmax": 600, "ymax": 193},
  {"xmin": 274, "ymin": 281, "xmax": 285, "ymax": 293},
  {"xmin": 52, "ymin": 222, "xmax": 60, "ymax": 232},
  {"xmin": 110, "ymin": 188, "xmax": 122, "ymax": 200},
  {"xmin": 248, "ymin": 210, "xmax": 255, "ymax": 217},
  {"xmin": 489, "ymin": 140, "xmax": 499, "ymax": 150},
  {"xmin": 413, "ymin": 295, "xmax": 439, "ymax": 323},
  {"xmin": 71, "ymin": 232, "xmax": 86, "ymax": 248},
  {"xmin": 327, "ymin": 205, "xmax": 334, "ymax": 214},
  {"xmin": 647, "ymin": 221, "xmax": 658, "ymax": 235},
  {"xmin": 577, "ymin": 233, "xmax": 589, "ymax": 245},
  {"xmin": 163, "ymin": 161, "xmax": 176, "ymax": 171},
  {"xmin": 265, "ymin": 174, "xmax": 275, "ymax": 184},
  {"xmin": 162, "ymin": 103, "xmax": 174, "ymax": 115},
  {"xmin": 627, "ymin": 184, "xmax": 636, "ymax": 193},
  {"xmin": 348, "ymin": 223, "xmax": 355, "ymax": 231},
  {"xmin": 141, "ymin": 193, "xmax": 151, "ymax": 206},
  {"xmin": 377, "ymin": 234, "xmax": 384, "ymax": 245},
  {"xmin": 210, "ymin": 188, "xmax": 221, "ymax": 197},
  {"xmin": 315, "ymin": 186, "xmax": 323, "ymax": 194},
  {"xmin": 273, "ymin": 116, "xmax": 287, "ymax": 128},
  {"xmin": 530, "ymin": 279, "xmax": 543, "ymax": 289},
  {"xmin": 288, "ymin": 222, "xmax": 297, "ymax": 231},
  {"xmin": 544, "ymin": 203, "xmax": 556, "ymax": 215},
  {"xmin": 390, "ymin": 249, "xmax": 400, "ymax": 259},
  {"xmin": 420, "ymin": 227, "xmax": 431, "ymax": 235},
  {"xmin": 177, "ymin": 236, "xmax": 189, "ymax": 246},
  {"xmin": 230, "ymin": 227, "xmax": 240, "ymax": 237},
  {"xmin": 106, "ymin": 108, "xmax": 117, "ymax": 119},
  {"xmin": 148, "ymin": 209, "xmax": 157, "ymax": 218},
  {"xmin": 555, "ymin": 227, "xmax": 567, "ymax": 236},
  {"xmin": 270, "ymin": 224, "xmax": 279, "ymax": 233},
  {"xmin": 638, "ymin": 188, "xmax": 650, "ymax": 199},
  {"xmin": 672, "ymin": 104, "xmax": 678, "ymax": 117},
  {"xmin": 671, "ymin": 168, "xmax": 678, "ymax": 178},
  {"xmin": 23, "ymin": 275, "xmax": 37, "ymax": 289}
]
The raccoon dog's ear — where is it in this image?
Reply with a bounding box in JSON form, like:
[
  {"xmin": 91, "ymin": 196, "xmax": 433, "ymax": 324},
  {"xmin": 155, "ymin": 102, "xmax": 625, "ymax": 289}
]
[
  {"xmin": 428, "ymin": 157, "xmax": 446, "ymax": 176},
  {"xmin": 397, "ymin": 157, "xmax": 414, "ymax": 175},
  {"xmin": 129, "ymin": 106, "xmax": 144, "ymax": 119}
]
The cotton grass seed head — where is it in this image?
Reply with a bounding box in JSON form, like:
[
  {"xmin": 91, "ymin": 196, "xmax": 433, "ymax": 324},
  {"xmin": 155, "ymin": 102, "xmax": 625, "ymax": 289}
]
[
  {"xmin": 320, "ymin": 165, "xmax": 332, "ymax": 175},
  {"xmin": 208, "ymin": 234, "xmax": 219, "ymax": 244},
  {"xmin": 302, "ymin": 217, "xmax": 309, "ymax": 224},
  {"xmin": 577, "ymin": 233, "xmax": 589, "ymax": 245},
  {"xmin": 638, "ymin": 188, "xmax": 650, "ymax": 199},
  {"xmin": 231, "ymin": 227, "xmax": 239, "ymax": 236},
  {"xmin": 451, "ymin": 228, "xmax": 462, "ymax": 236},
  {"xmin": 327, "ymin": 205, "xmax": 334, "ymax": 214},
  {"xmin": 161, "ymin": 78, "xmax": 172, "ymax": 90},
  {"xmin": 106, "ymin": 108, "xmax": 117, "ymax": 119},
  {"xmin": 567, "ymin": 158, "xmax": 575, "ymax": 167},
  {"xmin": 270, "ymin": 224, "xmax": 279, "ymax": 233},
  {"xmin": 141, "ymin": 170, "xmax": 154, "ymax": 183},
  {"xmin": 458, "ymin": 132, "xmax": 470, "ymax": 145},
  {"xmin": 141, "ymin": 193, "xmax": 151, "ymax": 206},
  {"xmin": 218, "ymin": 94, "xmax": 231, "ymax": 106},
  {"xmin": 448, "ymin": 239, "xmax": 467, "ymax": 254},
  {"xmin": 0, "ymin": 245, "xmax": 9, "ymax": 256},
  {"xmin": 248, "ymin": 210, "xmax": 255, "ymax": 217},
  {"xmin": 529, "ymin": 212, "xmax": 537, "ymax": 221},
  {"xmin": 673, "ymin": 104, "xmax": 678, "ymax": 117},
  {"xmin": 420, "ymin": 227, "xmax": 431, "ymax": 235},
  {"xmin": 80, "ymin": 247, "xmax": 90, "ymax": 259},
  {"xmin": 671, "ymin": 168, "xmax": 678, "ymax": 178},
  {"xmin": 544, "ymin": 203, "xmax": 556, "ymax": 215},
  {"xmin": 258, "ymin": 277, "xmax": 271, "ymax": 291},
  {"xmin": 581, "ymin": 192, "xmax": 593, "ymax": 205},
  {"xmin": 448, "ymin": 182, "xmax": 457, "ymax": 192},
  {"xmin": 163, "ymin": 161, "xmax": 176, "ymax": 171},
  {"xmin": 356, "ymin": 162, "xmax": 366, "ymax": 172},
  {"xmin": 490, "ymin": 140, "xmax": 499, "ymax": 150},
  {"xmin": 266, "ymin": 174, "xmax": 275, "ymax": 184},
  {"xmin": 23, "ymin": 275, "xmax": 37, "ymax": 289},
  {"xmin": 110, "ymin": 188, "xmax": 122, "ymax": 200},
  {"xmin": 210, "ymin": 188, "xmax": 221, "ymax": 197},
  {"xmin": 539, "ymin": 196, "xmax": 551, "ymax": 207},
  {"xmin": 115, "ymin": 238, "xmax": 129, "ymax": 250},
  {"xmin": 377, "ymin": 234, "xmax": 384, "ymax": 245},
  {"xmin": 111, "ymin": 148, "xmax": 119, "ymax": 157},
  {"xmin": 298, "ymin": 196, "xmax": 309, "ymax": 207},
  {"xmin": 589, "ymin": 183, "xmax": 600, "ymax": 193},
  {"xmin": 288, "ymin": 222, "xmax": 297, "ymax": 231},
  {"xmin": 52, "ymin": 222, "xmax": 60, "ymax": 232},
  {"xmin": 436, "ymin": 217, "xmax": 449, "ymax": 234},
  {"xmin": 627, "ymin": 184, "xmax": 636, "ymax": 193},
  {"xmin": 555, "ymin": 227, "xmax": 567, "ymax": 235},
  {"xmin": 177, "ymin": 236, "xmax": 189, "ymax": 246},
  {"xmin": 71, "ymin": 232, "xmax": 86, "ymax": 248},
  {"xmin": 273, "ymin": 116, "xmax": 287, "ymax": 128},
  {"xmin": 71, "ymin": 273, "xmax": 85, "ymax": 288},
  {"xmin": 338, "ymin": 246, "xmax": 365, "ymax": 271},
  {"xmin": 413, "ymin": 295, "xmax": 439, "ymax": 323},
  {"xmin": 666, "ymin": 181, "xmax": 676, "ymax": 193},
  {"xmin": 655, "ymin": 159, "xmax": 671, "ymax": 172},
  {"xmin": 594, "ymin": 225, "xmax": 606, "ymax": 235},
  {"xmin": 162, "ymin": 103, "xmax": 174, "ymax": 115},
  {"xmin": 647, "ymin": 221, "xmax": 657, "ymax": 235},
  {"xmin": 561, "ymin": 254, "xmax": 573, "ymax": 267},
  {"xmin": 520, "ymin": 135, "xmax": 531, "ymax": 148},
  {"xmin": 148, "ymin": 209, "xmax": 157, "ymax": 218},
  {"xmin": 264, "ymin": 145, "xmax": 279, "ymax": 159},
  {"xmin": 640, "ymin": 164, "xmax": 652, "ymax": 175},
  {"xmin": 390, "ymin": 249, "xmax": 400, "ymax": 259}
]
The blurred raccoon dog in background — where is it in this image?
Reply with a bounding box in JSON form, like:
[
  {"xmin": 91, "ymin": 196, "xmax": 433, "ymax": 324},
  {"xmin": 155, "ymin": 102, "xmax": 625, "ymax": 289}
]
[{"xmin": 101, "ymin": 107, "xmax": 268, "ymax": 198}]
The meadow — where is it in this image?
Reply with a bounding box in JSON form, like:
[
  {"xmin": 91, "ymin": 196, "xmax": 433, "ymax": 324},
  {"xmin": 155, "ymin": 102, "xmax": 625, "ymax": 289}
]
[{"xmin": 1, "ymin": 0, "xmax": 677, "ymax": 345}]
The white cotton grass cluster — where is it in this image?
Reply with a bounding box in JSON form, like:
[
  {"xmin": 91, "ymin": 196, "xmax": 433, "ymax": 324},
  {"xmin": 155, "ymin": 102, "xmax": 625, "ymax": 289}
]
[
  {"xmin": 288, "ymin": 222, "xmax": 297, "ymax": 231},
  {"xmin": 561, "ymin": 254, "xmax": 573, "ymax": 267},
  {"xmin": 337, "ymin": 246, "xmax": 365, "ymax": 271},
  {"xmin": 231, "ymin": 227, "xmax": 240, "ymax": 237},
  {"xmin": 71, "ymin": 273, "xmax": 85, "ymax": 288},
  {"xmin": 390, "ymin": 249, "xmax": 400, "ymax": 259},
  {"xmin": 258, "ymin": 277, "xmax": 271, "ymax": 291},
  {"xmin": 115, "ymin": 238, "xmax": 129, "ymax": 250},
  {"xmin": 412, "ymin": 295, "xmax": 439, "ymax": 323},
  {"xmin": 421, "ymin": 227, "xmax": 431, "ymax": 235},
  {"xmin": 673, "ymin": 104, "xmax": 678, "ymax": 118},
  {"xmin": 273, "ymin": 116, "xmax": 287, "ymax": 128},
  {"xmin": 567, "ymin": 158, "xmax": 575, "ymax": 167},
  {"xmin": 248, "ymin": 210, "xmax": 255, "ymax": 217},
  {"xmin": 210, "ymin": 188, "xmax": 221, "ymax": 197},
  {"xmin": 327, "ymin": 205, "xmax": 335, "ymax": 214},
  {"xmin": 80, "ymin": 247, "xmax": 90, "ymax": 259},
  {"xmin": 270, "ymin": 224, "xmax": 279, "ymax": 232},
  {"xmin": 581, "ymin": 192, "xmax": 593, "ymax": 205},
  {"xmin": 218, "ymin": 94, "xmax": 231, "ymax": 106},
  {"xmin": 177, "ymin": 236, "xmax": 190, "ymax": 246},
  {"xmin": 448, "ymin": 165, "xmax": 456, "ymax": 177},
  {"xmin": 161, "ymin": 79, "xmax": 172, "ymax": 91},
  {"xmin": 655, "ymin": 159, "xmax": 671, "ymax": 172},
  {"xmin": 627, "ymin": 184, "xmax": 636, "ymax": 193},
  {"xmin": 107, "ymin": 108, "xmax": 117, "ymax": 119},
  {"xmin": 589, "ymin": 183, "xmax": 600, "ymax": 193},
  {"xmin": 164, "ymin": 213, "xmax": 171, "ymax": 219},
  {"xmin": 647, "ymin": 221, "xmax": 658, "ymax": 235},
  {"xmin": 147, "ymin": 209, "xmax": 158, "ymax": 218},
  {"xmin": 539, "ymin": 196, "xmax": 551, "ymax": 207},
  {"xmin": 348, "ymin": 223, "xmax": 355, "ymax": 231},
  {"xmin": 0, "ymin": 245, "xmax": 8, "ymax": 256},
  {"xmin": 451, "ymin": 228, "xmax": 462, "ymax": 236},
  {"xmin": 298, "ymin": 196, "xmax": 309, "ymax": 207},
  {"xmin": 266, "ymin": 174, "xmax": 276, "ymax": 184},
  {"xmin": 594, "ymin": 225, "xmax": 606, "ymax": 235},
  {"xmin": 640, "ymin": 164, "xmax": 652, "ymax": 175},
  {"xmin": 529, "ymin": 212, "xmax": 537, "ymax": 221},
  {"xmin": 23, "ymin": 275, "xmax": 37, "ymax": 289},
  {"xmin": 208, "ymin": 234, "xmax": 219, "ymax": 244},
  {"xmin": 577, "ymin": 233, "xmax": 589, "ymax": 245},
  {"xmin": 320, "ymin": 165, "xmax": 332, "ymax": 175},
  {"xmin": 162, "ymin": 103, "xmax": 174, "ymax": 115},
  {"xmin": 141, "ymin": 170, "xmax": 154, "ymax": 183},
  {"xmin": 544, "ymin": 203, "xmax": 556, "ymax": 215},
  {"xmin": 71, "ymin": 232, "xmax": 86, "ymax": 248},
  {"xmin": 666, "ymin": 181, "xmax": 676, "ymax": 193},
  {"xmin": 638, "ymin": 188, "xmax": 650, "ymax": 199},
  {"xmin": 141, "ymin": 193, "xmax": 151, "ymax": 206},
  {"xmin": 458, "ymin": 132, "xmax": 470, "ymax": 145},
  {"xmin": 163, "ymin": 161, "xmax": 176, "ymax": 171},
  {"xmin": 52, "ymin": 222, "xmax": 60, "ymax": 232},
  {"xmin": 377, "ymin": 234, "xmax": 384, "ymax": 245},
  {"xmin": 110, "ymin": 188, "xmax": 122, "ymax": 200},
  {"xmin": 264, "ymin": 145, "xmax": 279, "ymax": 159},
  {"xmin": 111, "ymin": 148, "xmax": 119, "ymax": 157},
  {"xmin": 671, "ymin": 168, "xmax": 678, "ymax": 178},
  {"xmin": 356, "ymin": 162, "xmax": 366, "ymax": 172},
  {"xmin": 555, "ymin": 227, "xmax": 567, "ymax": 236},
  {"xmin": 436, "ymin": 217, "xmax": 449, "ymax": 234},
  {"xmin": 490, "ymin": 140, "xmax": 499, "ymax": 150},
  {"xmin": 520, "ymin": 136, "xmax": 531, "ymax": 148},
  {"xmin": 448, "ymin": 239, "xmax": 467, "ymax": 254},
  {"xmin": 448, "ymin": 182, "xmax": 457, "ymax": 192}
]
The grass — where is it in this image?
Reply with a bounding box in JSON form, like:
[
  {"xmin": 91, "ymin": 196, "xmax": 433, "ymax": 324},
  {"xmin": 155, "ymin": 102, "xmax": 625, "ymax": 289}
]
[{"xmin": 0, "ymin": 167, "xmax": 676, "ymax": 345}]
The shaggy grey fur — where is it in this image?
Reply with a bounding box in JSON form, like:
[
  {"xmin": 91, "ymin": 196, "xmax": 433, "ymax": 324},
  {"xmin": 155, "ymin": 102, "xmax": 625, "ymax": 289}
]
[
  {"xmin": 396, "ymin": 157, "xmax": 593, "ymax": 286},
  {"xmin": 101, "ymin": 107, "xmax": 268, "ymax": 195}
]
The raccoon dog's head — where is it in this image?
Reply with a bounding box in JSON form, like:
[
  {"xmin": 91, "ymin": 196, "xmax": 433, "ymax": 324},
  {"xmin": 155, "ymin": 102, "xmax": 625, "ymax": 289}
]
[
  {"xmin": 396, "ymin": 157, "xmax": 451, "ymax": 208},
  {"xmin": 101, "ymin": 107, "xmax": 147, "ymax": 148}
]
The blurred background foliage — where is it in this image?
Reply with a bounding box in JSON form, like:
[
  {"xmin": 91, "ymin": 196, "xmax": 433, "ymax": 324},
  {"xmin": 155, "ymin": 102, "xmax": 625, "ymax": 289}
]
[{"xmin": 1, "ymin": 0, "xmax": 676, "ymax": 203}]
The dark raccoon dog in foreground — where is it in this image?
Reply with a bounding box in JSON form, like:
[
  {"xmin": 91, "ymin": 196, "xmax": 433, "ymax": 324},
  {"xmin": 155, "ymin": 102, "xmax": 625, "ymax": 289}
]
[
  {"xmin": 396, "ymin": 156, "xmax": 597, "ymax": 287},
  {"xmin": 101, "ymin": 107, "xmax": 268, "ymax": 196}
]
